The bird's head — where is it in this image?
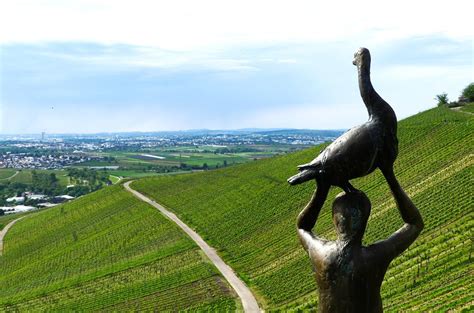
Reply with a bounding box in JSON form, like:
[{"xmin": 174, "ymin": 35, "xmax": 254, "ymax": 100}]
[{"xmin": 352, "ymin": 47, "xmax": 371, "ymax": 67}]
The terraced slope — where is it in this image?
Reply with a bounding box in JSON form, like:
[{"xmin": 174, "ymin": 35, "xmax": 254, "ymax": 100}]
[
  {"xmin": 0, "ymin": 185, "xmax": 239, "ymax": 311},
  {"xmin": 133, "ymin": 106, "xmax": 473, "ymax": 311},
  {"xmin": 0, "ymin": 214, "xmax": 25, "ymax": 231},
  {"xmin": 459, "ymin": 102, "xmax": 474, "ymax": 114}
]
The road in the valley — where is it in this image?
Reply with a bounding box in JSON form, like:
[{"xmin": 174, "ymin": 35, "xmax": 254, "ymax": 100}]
[{"xmin": 123, "ymin": 181, "xmax": 261, "ymax": 313}]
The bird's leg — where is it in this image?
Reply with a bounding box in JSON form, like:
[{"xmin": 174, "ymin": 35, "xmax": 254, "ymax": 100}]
[
  {"xmin": 381, "ymin": 165, "xmax": 397, "ymax": 187},
  {"xmin": 342, "ymin": 181, "xmax": 358, "ymax": 193}
]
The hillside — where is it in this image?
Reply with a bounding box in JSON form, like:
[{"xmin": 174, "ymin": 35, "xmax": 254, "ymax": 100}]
[
  {"xmin": 0, "ymin": 185, "xmax": 239, "ymax": 311},
  {"xmin": 132, "ymin": 106, "xmax": 473, "ymax": 311}
]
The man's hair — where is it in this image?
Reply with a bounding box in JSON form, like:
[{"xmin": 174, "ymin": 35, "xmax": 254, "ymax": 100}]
[{"xmin": 332, "ymin": 191, "xmax": 371, "ymax": 241}]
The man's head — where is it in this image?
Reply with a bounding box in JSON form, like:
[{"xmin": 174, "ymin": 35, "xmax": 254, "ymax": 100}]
[{"xmin": 332, "ymin": 191, "xmax": 371, "ymax": 243}]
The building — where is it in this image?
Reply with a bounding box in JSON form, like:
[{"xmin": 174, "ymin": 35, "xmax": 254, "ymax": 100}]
[
  {"xmin": 1, "ymin": 205, "xmax": 37, "ymax": 214},
  {"xmin": 6, "ymin": 196, "xmax": 25, "ymax": 203}
]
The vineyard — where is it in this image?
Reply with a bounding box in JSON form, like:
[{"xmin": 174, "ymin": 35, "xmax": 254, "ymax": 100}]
[
  {"xmin": 1, "ymin": 169, "xmax": 70, "ymax": 186},
  {"xmin": 460, "ymin": 102, "xmax": 474, "ymax": 114},
  {"xmin": 0, "ymin": 213, "xmax": 28, "ymax": 231},
  {"xmin": 0, "ymin": 185, "xmax": 239, "ymax": 311},
  {"xmin": 132, "ymin": 106, "xmax": 473, "ymax": 311}
]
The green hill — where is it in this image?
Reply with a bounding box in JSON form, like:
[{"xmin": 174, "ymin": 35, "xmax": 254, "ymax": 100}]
[
  {"xmin": 0, "ymin": 185, "xmax": 239, "ymax": 311},
  {"xmin": 131, "ymin": 106, "xmax": 473, "ymax": 311},
  {"xmin": 1, "ymin": 106, "xmax": 471, "ymax": 311}
]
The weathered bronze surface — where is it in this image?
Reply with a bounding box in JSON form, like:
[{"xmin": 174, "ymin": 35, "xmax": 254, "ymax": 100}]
[
  {"xmin": 289, "ymin": 48, "xmax": 424, "ymax": 312},
  {"xmin": 288, "ymin": 47, "xmax": 399, "ymax": 200}
]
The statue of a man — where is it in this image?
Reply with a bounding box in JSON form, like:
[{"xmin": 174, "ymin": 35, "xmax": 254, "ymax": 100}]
[{"xmin": 297, "ymin": 171, "xmax": 424, "ymax": 312}]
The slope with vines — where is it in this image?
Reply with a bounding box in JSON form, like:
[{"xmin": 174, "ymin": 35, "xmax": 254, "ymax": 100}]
[
  {"xmin": 0, "ymin": 185, "xmax": 239, "ymax": 311},
  {"xmin": 132, "ymin": 106, "xmax": 473, "ymax": 311}
]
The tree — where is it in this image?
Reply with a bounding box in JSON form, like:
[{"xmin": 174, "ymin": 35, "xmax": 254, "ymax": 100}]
[
  {"xmin": 32, "ymin": 171, "xmax": 60, "ymax": 195},
  {"xmin": 460, "ymin": 83, "xmax": 474, "ymax": 102},
  {"xmin": 435, "ymin": 93, "xmax": 449, "ymax": 107}
]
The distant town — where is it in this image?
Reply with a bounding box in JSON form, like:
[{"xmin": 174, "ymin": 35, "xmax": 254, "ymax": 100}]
[
  {"xmin": 0, "ymin": 153, "xmax": 98, "ymax": 170},
  {"xmin": 0, "ymin": 129, "xmax": 343, "ymax": 216}
]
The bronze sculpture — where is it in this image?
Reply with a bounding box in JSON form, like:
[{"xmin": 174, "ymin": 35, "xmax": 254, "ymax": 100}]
[
  {"xmin": 288, "ymin": 48, "xmax": 399, "ymax": 205},
  {"xmin": 289, "ymin": 48, "xmax": 423, "ymax": 312}
]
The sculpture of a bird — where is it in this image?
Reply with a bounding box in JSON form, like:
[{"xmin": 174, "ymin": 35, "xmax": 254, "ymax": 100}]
[{"xmin": 288, "ymin": 48, "xmax": 398, "ymax": 195}]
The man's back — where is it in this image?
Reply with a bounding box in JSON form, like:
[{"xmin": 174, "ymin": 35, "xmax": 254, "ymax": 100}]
[
  {"xmin": 297, "ymin": 176, "xmax": 423, "ymax": 312},
  {"xmin": 307, "ymin": 241, "xmax": 389, "ymax": 312}
]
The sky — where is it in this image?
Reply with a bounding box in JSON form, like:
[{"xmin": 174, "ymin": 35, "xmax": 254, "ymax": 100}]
[{"xmin": 0, "ymin": 0, "xmax": 472, "ymax": 134}]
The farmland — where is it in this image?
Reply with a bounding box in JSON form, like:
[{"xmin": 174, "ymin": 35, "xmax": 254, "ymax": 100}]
[
  {"xmin": 80, "ymin": 145, "xmax": 303, "ymax": 178},
  {"xmin": 1, "ymin": 130, "xmax": 341, "ymax": 201},
  {"xmin": 132, "ymin": 106, "xmax": 473, "ymax": 311},
  {"xmin": 0, "ymin": 185, "xmax": 239, "ymax": 311},
  {"xmin": 0, "ymin": 169, "xmax": 70, "ymax": 187},
  {"xmin": 0, "ymin": 170, "xmax": 17, "ymax": 180}
]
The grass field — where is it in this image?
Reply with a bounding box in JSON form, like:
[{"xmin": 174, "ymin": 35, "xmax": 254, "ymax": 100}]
[
  {"xmin": 0, "ymin": 170, "xmax": 17, "ymax": 180},
  {"xmin": 81, "ymin": 146, "xmax": 292, "ymax": 174},
  {"xmin": 132, "ymin": 106, "xmax": 473, "ymax": 311},
  {"xmin": 0, "ymin": 185, "xmax": 239, "ymax": 311},
  {"xmin": 459, "ymin": 102, "xmax": 474, "ymax": 114},
  {"xmin": 80, "ymin": 150, "xmax": 250, "ymax": 169},
  {"xmin": 0, "ymin": 169, "xmax": 70, "ymax": 187},
  {"xmin": 108, "ymin": 170, "xmax": 163, "ymax": 179},
  {"xmin": 108, "ymin": 175, "xmax": 122, "ymax": 184}
]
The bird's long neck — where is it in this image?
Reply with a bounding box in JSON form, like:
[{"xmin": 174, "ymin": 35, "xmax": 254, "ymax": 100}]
[{"xmin": 358, "ymin": 64, "xmax": 384, "ymax": 118}]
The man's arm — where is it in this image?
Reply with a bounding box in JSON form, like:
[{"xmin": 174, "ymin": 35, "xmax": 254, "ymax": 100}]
[
  {"xmin": 297, "ymin": 183, "xmax": 330, "ymax": 251},
  {"xmin": 373, "ymin": 168, "xmax": 424, "ymax": 260}
]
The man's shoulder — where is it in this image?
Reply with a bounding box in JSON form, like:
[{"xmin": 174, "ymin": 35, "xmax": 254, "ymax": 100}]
[
  {"xmin": 297, "ymin": 229, "xmax": 331, "ymax": 247},
  {"xmin": 361, "ymin": 242, "xmax": 394, "ymax": 266}
]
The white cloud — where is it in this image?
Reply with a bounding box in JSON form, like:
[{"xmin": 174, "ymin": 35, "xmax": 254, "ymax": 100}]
[
  {"xmin": 1, "ymin": 1, "xmax": 472, "ymax": 134},
  {"xmin": 1, "ymin": 0, "xmax": 472, "ymax": 50},
  {"xmin": 40, "ymin": 47, "xmax": 258, "ymax": 71},
  {"xmin": 243, "ymin": 104, "xmax": 367, "ymax": 130},
  {"xmin": 381, "ymin": 65, "xmax": 472, "ymax": 80}
]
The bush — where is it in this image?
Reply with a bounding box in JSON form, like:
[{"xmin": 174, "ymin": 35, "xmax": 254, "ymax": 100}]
[
  {"xmin": 447, "ymin": 102, "xmax": 461, "ymax": 108},
  {"xmin": 435, "ymin": 93, "xmax": 449, "ymax": 106},
  {"xmin": 460, "ymin": 83, "xmax": 474, "ymax": 102}
]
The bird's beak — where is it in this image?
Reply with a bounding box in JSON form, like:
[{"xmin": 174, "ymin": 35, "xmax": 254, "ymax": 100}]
[{"xmin": 352, "ymin": 59, "xmax": 356, "ymax": 66}]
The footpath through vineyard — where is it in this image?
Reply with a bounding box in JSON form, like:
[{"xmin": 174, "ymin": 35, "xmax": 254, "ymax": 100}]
[
  {"xmin": 0, "ymin": 217, "xmax": 24, "ymax": 256},
  {"xmin": 123, "ymin": 181, "xmax": 261, "ymax": 313}
]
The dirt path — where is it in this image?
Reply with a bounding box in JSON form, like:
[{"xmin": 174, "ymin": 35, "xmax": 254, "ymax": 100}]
[
  {"xmin": 451, "ymin": 106, "xmax": 474, "ymax": 116},
  {"xmin": 0, "ymin": 216, "xmax": 25, "ymax": 256},
  {"xmin": 124, "ymin": 181, "xmax": 260, "ymax": 313},
  {"xmin": 0, "ymin": 171, "xmax": 19, "ymax": 181},
  {"xmin": 109, "ymin": 175, "xmax": 122, "ymax": 184}
]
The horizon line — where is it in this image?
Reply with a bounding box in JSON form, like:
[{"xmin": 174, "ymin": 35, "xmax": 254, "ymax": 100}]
[{"xmin": 0, "ymin": 127, "xmax": 347, "ymax": 137}]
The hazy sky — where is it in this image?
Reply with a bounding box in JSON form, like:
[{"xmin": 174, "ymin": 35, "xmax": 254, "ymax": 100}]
[{"xmin": 0, "ymin": 0, "xmax": 472, "ymax": 134}]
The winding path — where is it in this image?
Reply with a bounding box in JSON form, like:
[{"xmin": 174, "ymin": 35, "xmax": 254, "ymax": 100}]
[
  {"xmin": 0, "ymin": 171, "xmax": 19, "ymax": 181},
  {"xmin": 109, "ymin": 175, "xmax": 123, "ymax": 184},
  {"xmin": 451, "ymin": 106, "xmax": 474, "ymax": 116},
  {"xmin": 0, "ymin": 216, "xmax": 24, "ymax": 256},
  {"xmin": 124, "ymin": 181, "xmax": 260, "ymax": 313}
]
